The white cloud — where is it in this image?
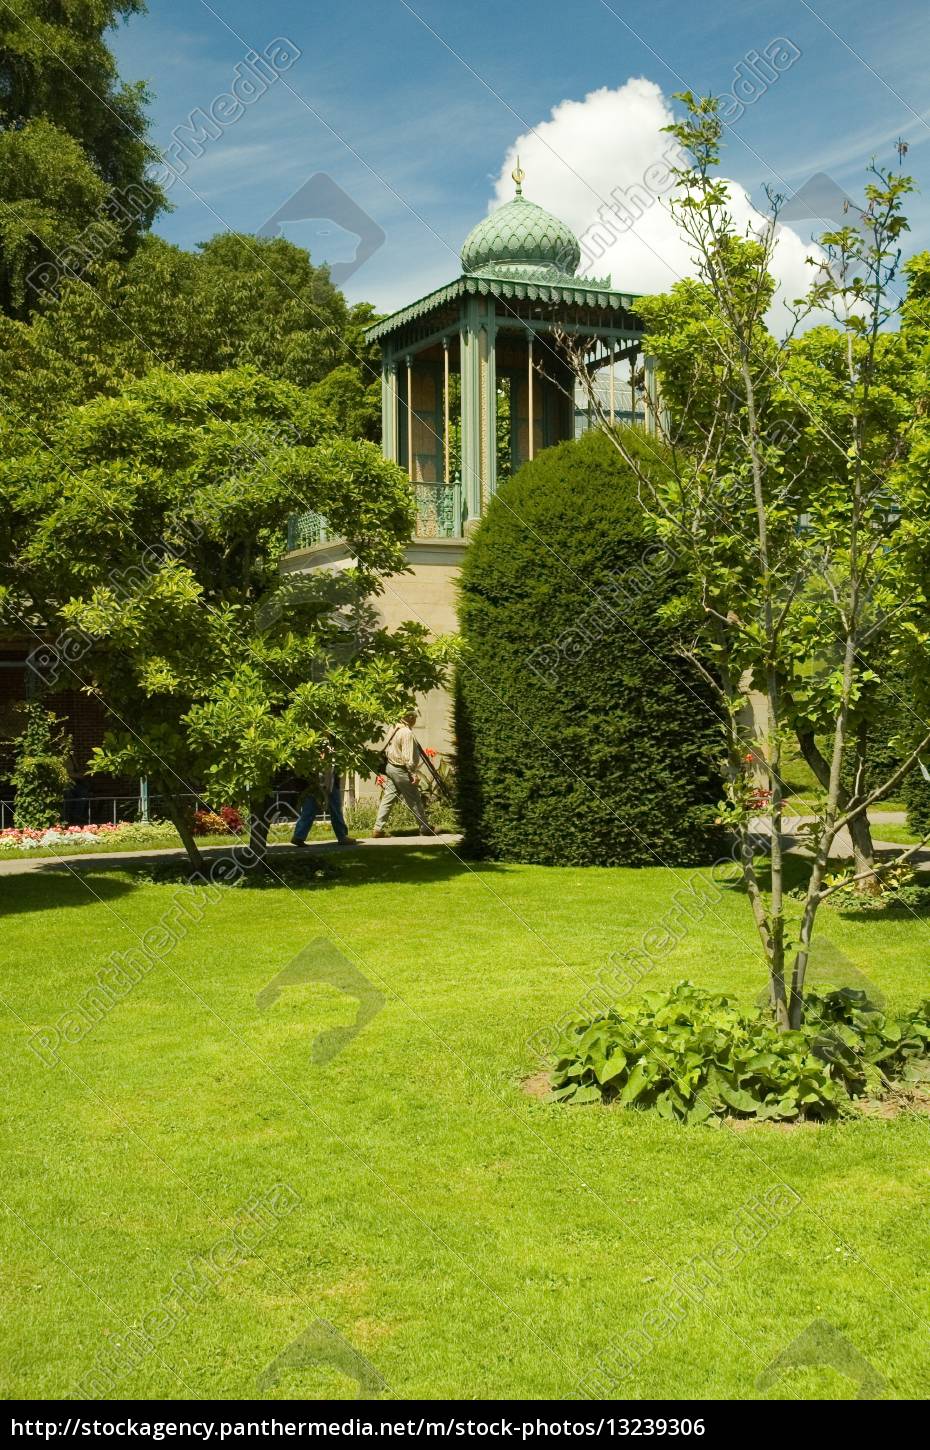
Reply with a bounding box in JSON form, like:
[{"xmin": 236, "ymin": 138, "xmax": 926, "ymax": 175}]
[{"xmin": 488, "ymin": 78, "xmax": 823, "ymax": 335}]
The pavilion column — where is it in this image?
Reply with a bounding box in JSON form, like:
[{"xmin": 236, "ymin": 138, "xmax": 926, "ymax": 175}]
[
  {"xmin": 483, "ymin": 308, "xmax": 497, "ymax": 503},
  {"xmin": 645, "ymin": 353, "xmax": 659, "ymax": 436},
  {"xmin": 381, "ymin": 349, "xmax": 395, "ymax": 461},
  {"xmin": 527, "ymin": 333, "xmax": 535, "ymax": 461},
  {"xmin": 405, "ymin": 355, "xmax": 414, "ymax": 480},
  {"xmin": 652, "ymin": 359, "xmax": 667, "ymax": 437},
  {"xmin": 460, "ymin": 295, "xmax": 482, "ymax": 526},
  {"xmin": 586, "ymin": 342, "xmax": 593, "ymax": 431},
  {"xmin": 391, "ymin": 362, "xmax": 400, "ymax": 461},
  {"xmin": 442, "ymin": 337, "xmax": 450, "ymax": 485}
]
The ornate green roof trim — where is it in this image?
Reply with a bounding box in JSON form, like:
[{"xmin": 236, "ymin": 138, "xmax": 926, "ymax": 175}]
[
  {"xmin": 366, "ymin": 273, "xmax": 642, "ymax": 343},
  {"xmin": 466, "ymin": 260, "xmax": 613, "ymax": 288}
]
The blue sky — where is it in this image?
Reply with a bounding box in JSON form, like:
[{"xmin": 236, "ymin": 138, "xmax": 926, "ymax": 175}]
[{"xmin": 112, "ymin": 0, "xmax": 930, "ymax": 312}]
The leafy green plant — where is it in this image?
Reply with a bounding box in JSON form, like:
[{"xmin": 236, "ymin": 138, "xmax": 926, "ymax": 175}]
[
  {"xmin": 808, "ymin": 987, "xmax": 930, "ymax": 1088},
  {"xmin": 548, "ymin": 981, "xmax": 930, "ymax": 1124},
  {"xmin": 8, "ymin": 703, "xmax": 71, "ymax": 830},
  {"xmin": 813, "ymin": 864, "xmax": 930, "ymax": 915}
]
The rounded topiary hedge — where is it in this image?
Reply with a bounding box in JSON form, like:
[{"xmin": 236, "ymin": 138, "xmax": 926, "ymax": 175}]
[{"xmin": 454, "ymin": 428, "xmax": 725, "ymax": 866}]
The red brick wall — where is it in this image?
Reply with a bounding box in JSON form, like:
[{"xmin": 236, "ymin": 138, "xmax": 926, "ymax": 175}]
[{"xmin": 0, "ymin": 651, "xmax": 131, "ymax": 798}]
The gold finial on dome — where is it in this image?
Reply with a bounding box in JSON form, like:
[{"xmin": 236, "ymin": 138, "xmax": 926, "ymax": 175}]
[{"xmin": 512, "ymin": 156, "xmax": 525, "ymax": 197}]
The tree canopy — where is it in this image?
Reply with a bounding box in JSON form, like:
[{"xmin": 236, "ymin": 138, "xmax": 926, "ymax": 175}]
[
  {"xmin": 0, "ymin": 1, "xmax": 166, "ymax": 317},
  {"xmin": 0, "ymin": 233, "xmax": 381, "ymax": 426},
  {"xmin": 0, "ymin": 365, "xmax": 444, "ymax": 864}
]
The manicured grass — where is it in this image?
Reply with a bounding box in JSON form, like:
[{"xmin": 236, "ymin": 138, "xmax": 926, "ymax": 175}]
[
  {"xmin": 2, "ymin": 850, "xmax": 929, "ymax": 1400},
  {"xmin": 870, "ymin": 822, "xmax": 921, "ymax": 847}
]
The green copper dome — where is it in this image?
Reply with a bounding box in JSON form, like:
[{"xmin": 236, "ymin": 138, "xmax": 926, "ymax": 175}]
[{"xmin": 461, "ymin": 171, "xmax": 581, "ymax": 281}]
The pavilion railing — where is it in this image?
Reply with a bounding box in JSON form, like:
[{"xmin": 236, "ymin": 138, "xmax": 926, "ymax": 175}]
[
  {"xmin": 286, "ymin": 510, "xmax": 331, "ymax": 551},
  {"xmin": 285, "ymin": 479, "xmax": 465, "ymax": 552},
  {"xmin": 413, "ymin": 479, "xmax": 462, "ymax": 539}
]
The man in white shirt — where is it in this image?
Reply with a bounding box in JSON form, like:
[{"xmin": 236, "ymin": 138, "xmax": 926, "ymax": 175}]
[{"xmin": 372, "ymin": 709, "xmax": 436, "ymax": 838}]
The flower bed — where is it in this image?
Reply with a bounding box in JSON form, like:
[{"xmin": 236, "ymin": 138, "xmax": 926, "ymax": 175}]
[
  {"xmin": 0, "ymin": 822, "xmax": 128, "ymax": 850},
  {"xmin": 0, "ymin": 811, "xmax": 248, "ymax": 854},
  {"xmin": 192, "ymin": 806, "xmax": 244, "ymax": 836}
]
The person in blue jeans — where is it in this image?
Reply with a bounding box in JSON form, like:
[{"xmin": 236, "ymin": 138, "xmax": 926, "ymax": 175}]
[{"xmin": 291, "ymin": 769, "xmax": 356, "ymax": 847}]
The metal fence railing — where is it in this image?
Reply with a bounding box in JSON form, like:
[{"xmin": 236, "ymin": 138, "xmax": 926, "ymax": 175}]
[
  {"xmin": 0, "ymin": 791, "xmax": 329, "ymax": 833},
  {"xmin": 413, "ymin": 481, "xmax": 463, "ymax": 539},
  {"xmin": 286, "ymin": 510, "xmax": 330, "ymax": 551},
  {"xmin": 285, "ymin": 478, "xmax": 465, "ymax": 554}
]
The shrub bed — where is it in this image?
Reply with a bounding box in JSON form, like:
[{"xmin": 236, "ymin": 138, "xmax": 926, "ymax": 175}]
[{"xmin": 547, "ymin": 981, "xmax": 930, "ymax": 1124}]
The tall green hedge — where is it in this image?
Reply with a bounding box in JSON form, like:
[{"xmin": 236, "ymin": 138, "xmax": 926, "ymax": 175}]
[{"xmin": 455, "ymin": 429, "xmax": 725, "ymax": 866}]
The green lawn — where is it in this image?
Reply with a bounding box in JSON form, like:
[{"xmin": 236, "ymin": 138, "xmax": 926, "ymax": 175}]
[
  {"xmin": 2, "ymin": 848, "xmax": 929, "ymax": 1400},
  {"xmin": 870, "ymin": 822, "xmax": 921, "ymax": 847}
]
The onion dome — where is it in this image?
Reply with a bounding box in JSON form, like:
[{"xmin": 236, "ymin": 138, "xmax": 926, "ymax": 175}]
[{"xmin": 461, "ymin": 162, "xmax": 582, "ymax": 281}]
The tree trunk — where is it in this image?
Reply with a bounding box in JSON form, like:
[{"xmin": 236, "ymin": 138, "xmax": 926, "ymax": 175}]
[
  {"xmin": 848, "ymin": 810, "xmax": 882, "ymax": 894},
  {"xmin": 248, "ymin": 795, "xmax": 274, "ymax": 860},
  {"xmin": 790, "ymin": 859, "xmax": 829, "ymax": 1029},
  {"xmin": 164, "ymin": 797, "xmax": 205, "ymax": 874},
  {"xmin": 736, "ymin": 823, "xmax": 790, "ymax": 1028},
  {"xmin": 797, "ymin": 730, "xmax": 880, "ymax": 893}
]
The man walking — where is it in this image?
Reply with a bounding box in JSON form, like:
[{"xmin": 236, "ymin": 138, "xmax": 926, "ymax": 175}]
[
  {"xmin": 291, "ymin": 766, "xmax": 356, "ymax": 847},
  {"xmin": 372, "ymin": 709, "xmax": 436, "ymax": 838}
]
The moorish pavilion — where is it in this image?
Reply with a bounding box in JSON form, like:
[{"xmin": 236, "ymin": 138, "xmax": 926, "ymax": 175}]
[{"xmin": 284, "ymin": 166, "xmax": 657, "ymax": 771}]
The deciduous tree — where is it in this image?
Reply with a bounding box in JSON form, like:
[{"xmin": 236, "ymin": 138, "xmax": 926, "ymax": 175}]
[
  {"xmin": 1, "ymin": 366, "xmax": 445, "ymax": 866},
  {"xmin": 568, "ymin": 94, "xmax": 930, "ymax": 1028}
]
